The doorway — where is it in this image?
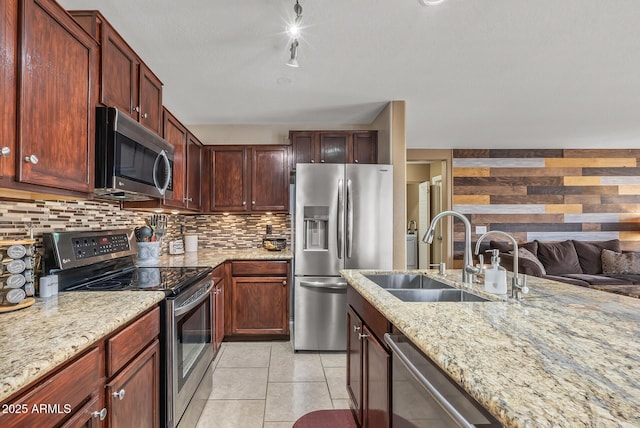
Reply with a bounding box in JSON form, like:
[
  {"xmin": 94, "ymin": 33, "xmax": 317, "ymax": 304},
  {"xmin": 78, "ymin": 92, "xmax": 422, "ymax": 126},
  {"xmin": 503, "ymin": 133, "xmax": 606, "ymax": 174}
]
[
  {"xmin": 405, "ymin": 149, "xmax": 453, "ymax": 268},
  {"xmin": 406, "ymin": 162, "xmax": 447, "ymax": 269}
]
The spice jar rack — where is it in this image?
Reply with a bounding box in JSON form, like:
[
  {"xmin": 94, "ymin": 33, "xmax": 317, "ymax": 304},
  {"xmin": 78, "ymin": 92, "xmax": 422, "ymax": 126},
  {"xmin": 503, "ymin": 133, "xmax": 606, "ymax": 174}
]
[{"xmin": 0, "ymin": 239, "xmax": 38, "ymax": 312}]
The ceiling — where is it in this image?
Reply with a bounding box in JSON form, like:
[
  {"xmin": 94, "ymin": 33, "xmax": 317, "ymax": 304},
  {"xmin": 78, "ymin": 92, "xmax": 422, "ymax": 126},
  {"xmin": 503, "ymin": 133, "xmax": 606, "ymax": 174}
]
[{"xmin": 58, "ymin": 0, "xmax": 640, "ymax": 149}]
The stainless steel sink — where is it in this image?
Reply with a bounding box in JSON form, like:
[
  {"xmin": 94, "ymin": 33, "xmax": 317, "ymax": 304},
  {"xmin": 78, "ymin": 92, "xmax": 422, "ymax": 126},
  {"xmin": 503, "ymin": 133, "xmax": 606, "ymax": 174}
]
[
  {"xmin": 364, "ymin": 274, "xmax": 454, "ymax": 290},
  {"xmin": 387, "ymin": 288, "xmax": 489, "ymax": 303}
]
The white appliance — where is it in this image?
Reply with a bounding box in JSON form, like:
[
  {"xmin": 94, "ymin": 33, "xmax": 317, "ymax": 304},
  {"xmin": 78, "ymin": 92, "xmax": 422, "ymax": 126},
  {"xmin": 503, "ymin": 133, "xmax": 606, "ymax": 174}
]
[{"xmin": 293, "ymin": 163, "xmax": 393, "ymax": 351}]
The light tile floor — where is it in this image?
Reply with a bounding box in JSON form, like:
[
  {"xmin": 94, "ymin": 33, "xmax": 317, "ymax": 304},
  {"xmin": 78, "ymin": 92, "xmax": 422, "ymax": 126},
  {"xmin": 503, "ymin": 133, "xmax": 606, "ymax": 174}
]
[{"xmin": 196, "ymin": 341, "xmax": 349, "ymax": 428}]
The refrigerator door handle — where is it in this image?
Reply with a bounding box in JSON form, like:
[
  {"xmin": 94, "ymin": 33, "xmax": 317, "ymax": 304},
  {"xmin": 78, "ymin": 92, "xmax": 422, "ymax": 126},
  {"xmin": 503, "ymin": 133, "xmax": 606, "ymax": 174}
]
[
  {"xmin": 347, "ymin": 179, "xmax": 353, "ymax": 258},
  {"xmin": 337, "ymin": 179, "xmax": 344, "ymax": 259},
  {"xmin": 299, "ymin": 280, "xmax": 347, "ymax": 290}
]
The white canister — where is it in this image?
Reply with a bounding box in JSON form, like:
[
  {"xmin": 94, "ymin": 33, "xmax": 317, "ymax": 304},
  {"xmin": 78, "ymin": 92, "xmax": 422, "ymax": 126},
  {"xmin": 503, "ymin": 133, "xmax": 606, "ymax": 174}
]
[
  {"xmin": 184, "ymin": 235, "xmax": 198, "ymax": 252},
  {"xmin": 137, "ymin": 242, "xmax": 160, "ymax": 265},
  {"xmin": 39, "ymin": 275, "xmax": 59, "ymax": 298}
]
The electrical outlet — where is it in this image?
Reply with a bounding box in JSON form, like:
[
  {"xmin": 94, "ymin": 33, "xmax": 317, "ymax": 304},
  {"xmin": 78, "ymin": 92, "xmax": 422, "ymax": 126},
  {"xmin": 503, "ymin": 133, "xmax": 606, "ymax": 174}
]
[
  {"xmin": 266, "ymin": 224, "xmax": 273, "ymax": 235},
  {"xmin": 475, "ymin": 226, "xmax": 487, "ymax": 235}
]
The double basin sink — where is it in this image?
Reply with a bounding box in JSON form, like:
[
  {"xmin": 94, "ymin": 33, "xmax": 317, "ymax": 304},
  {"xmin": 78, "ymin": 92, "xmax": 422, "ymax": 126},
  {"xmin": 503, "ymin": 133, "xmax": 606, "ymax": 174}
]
[{"xmin": 364, "ymin": 274, "xmax": 488, "ymax": 303}]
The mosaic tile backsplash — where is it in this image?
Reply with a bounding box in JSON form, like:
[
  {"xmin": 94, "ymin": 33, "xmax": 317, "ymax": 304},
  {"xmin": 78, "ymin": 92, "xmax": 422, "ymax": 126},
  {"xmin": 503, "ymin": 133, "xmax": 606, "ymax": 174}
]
[{"xmin": 0, "ymin": 199, "xmax": 291, "ymax": 257}]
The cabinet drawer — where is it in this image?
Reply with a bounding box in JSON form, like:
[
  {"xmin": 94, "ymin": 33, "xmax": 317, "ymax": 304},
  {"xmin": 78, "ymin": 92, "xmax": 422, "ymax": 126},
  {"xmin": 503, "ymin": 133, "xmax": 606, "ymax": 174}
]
[
  {"xmin": 231, "ymin": 261, "xmax": 288, "ymax": 276},
  {"xmin": 0, "ymin": 347, "xmax": 101, "ymax": 427},
  {"xmin": 106, "ymin": 306, "xmax": 160, "ymax": 377}
]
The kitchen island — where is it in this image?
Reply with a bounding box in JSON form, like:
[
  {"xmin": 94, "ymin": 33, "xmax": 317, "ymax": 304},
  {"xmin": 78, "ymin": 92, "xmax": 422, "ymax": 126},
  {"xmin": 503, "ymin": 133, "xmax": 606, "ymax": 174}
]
[{"xmin": 341, "ymin": 269, "xmax": 640, "ymax": 427}]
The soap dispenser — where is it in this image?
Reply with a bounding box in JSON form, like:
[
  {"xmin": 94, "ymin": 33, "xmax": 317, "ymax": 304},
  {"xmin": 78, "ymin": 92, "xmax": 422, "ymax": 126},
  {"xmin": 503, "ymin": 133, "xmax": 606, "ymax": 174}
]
[{"xmin": 484, "ymin": 249, "xmax": 508, "ymax": 294}]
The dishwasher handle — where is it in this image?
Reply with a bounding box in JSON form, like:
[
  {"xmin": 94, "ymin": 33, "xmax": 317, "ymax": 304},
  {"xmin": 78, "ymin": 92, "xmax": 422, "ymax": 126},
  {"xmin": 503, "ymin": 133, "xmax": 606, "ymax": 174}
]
[{"xmin": 384, "ymin": 333, "xmax": 475, "ymax": 428}]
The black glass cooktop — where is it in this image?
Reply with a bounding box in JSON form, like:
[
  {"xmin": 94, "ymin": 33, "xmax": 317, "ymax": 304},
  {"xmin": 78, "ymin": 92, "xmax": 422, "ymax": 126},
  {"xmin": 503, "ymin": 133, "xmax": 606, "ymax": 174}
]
[{"xmin": 65, "ymin": 266, "xmax": 212, "ymax": 296}]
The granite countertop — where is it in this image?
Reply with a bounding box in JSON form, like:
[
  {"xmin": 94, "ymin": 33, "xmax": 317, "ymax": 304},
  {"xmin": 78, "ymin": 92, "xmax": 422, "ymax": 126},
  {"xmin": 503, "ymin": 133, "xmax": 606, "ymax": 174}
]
[
  {"xmin": 0, "ymin": 291, "xmax": 165, "ymax": 404},
  {"xmin": 341, "ymin": 269, "xmax": 640, "ymax": 427},
  {"xmin": 158, "ymin": 247, "xmax": 293, "ymax": 268}
]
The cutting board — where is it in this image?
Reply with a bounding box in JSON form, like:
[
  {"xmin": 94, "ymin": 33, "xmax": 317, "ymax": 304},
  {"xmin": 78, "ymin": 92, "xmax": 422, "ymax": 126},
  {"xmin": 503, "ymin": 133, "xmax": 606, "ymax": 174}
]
[{"xmin": 0, "ymin": 297, "xmax": 35, "ymax": 313}]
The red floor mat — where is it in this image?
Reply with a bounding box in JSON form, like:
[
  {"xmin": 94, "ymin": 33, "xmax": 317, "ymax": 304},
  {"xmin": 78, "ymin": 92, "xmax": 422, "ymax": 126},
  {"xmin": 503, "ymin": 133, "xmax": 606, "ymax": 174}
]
[{"xmin": 293, "ymin": 409, "xmax": 357, "ymax": 428}]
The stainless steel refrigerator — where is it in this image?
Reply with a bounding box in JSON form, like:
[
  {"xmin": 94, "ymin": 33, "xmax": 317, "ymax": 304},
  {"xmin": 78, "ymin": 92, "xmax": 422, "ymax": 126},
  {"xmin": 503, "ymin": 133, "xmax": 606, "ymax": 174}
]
[{"xmin": 293, "ymin": 163, "xmax": 393, "ymax": 351}]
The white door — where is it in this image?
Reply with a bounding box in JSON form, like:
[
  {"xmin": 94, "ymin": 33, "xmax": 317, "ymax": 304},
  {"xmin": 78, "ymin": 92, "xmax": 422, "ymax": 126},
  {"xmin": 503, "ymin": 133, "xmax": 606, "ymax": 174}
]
[{"xmin": 418, "ymin": 181, "xmax": 430, "ymax": 269}]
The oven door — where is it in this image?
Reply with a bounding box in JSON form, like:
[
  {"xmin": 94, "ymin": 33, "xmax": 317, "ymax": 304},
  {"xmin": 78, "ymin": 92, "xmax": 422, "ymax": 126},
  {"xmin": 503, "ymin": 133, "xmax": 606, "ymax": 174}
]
[{"xmin": 166, "ymin": 277, "xmax": 214, "ymax": 428}]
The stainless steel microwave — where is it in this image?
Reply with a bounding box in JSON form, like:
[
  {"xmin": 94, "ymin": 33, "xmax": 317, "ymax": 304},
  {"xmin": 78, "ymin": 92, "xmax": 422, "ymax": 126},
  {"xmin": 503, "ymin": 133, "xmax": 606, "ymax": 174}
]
[{"xmin": 95, "ymin": 107, "xmax": 174, "ymax": 201}]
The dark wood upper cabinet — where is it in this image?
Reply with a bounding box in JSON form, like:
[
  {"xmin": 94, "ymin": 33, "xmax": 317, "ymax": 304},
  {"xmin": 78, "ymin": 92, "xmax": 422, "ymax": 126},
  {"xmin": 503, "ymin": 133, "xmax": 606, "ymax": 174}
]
[
  {"xmin": 351, "ymin": 131, "xmax": 378, "ymax": 164},
  {"xmin": 0, "ymin": 0, "xmax": 17, "ymax": 180},
  {"xmin": 186, "ymin": 133, "xmax": 203, "ymax": 211},
  {"xmin": 209, "ymin": 146, "xmax": 250, "ymax": 212},
  {"xmin": 207, "ymin": 145, "xmax": 289, "ymax": 213},
  {"xmin": 162, "ymin": 108, "xmax": 188, "ymax": 208},
  {"xmin": 319, "ymin": 132, "xmax": 349, "ymax": 163},
  {"xmin": 68, "ymin": 10, "xmax": 163, "ymax": 135},
  {"xmin": 289, "ymin": 130, "xmax": 378, "ymax": 168},
  {"xmin": 17, "ymin": 0, "xmax": 97, "ymax": 193},
  {"xmin": 252, "ymin": 146, "xmax": 289, "ymax": 212}
]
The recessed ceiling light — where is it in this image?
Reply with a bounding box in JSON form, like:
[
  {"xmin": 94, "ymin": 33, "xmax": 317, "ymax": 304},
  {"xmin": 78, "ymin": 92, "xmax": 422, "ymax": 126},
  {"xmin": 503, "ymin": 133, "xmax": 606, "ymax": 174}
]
[
  {"xmin": 419, "ymin": 0, "xmax": 447, "ymax": 5},
  {"xmin": 277, "ymin": 77, "xmax": 292, "ymax": 85}
]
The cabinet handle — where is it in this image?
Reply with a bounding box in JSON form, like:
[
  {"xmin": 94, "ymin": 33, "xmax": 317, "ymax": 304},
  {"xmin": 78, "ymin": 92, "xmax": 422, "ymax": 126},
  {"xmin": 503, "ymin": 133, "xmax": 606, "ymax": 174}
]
[
  {"xmin": 133, "ymin": 106, "xmax": 140, "ymax": 113},
  {"xmin": 93, "ymin": 408, "xmax": 107, "ymax": 421},
  {"xmin": 354, "ymin": 159, "xmax": 359, "ymax": 163},
  {"xmin": 112, "ymin": 388, "xmax": 126, "ymax": 400},
  {"xmin": 183, "ymin": 197, "xmax": 193, "ymax": 202},
  {"xmin": 282, "ymin": 280, "xmax": 287, "ymax": 286},
  {"xmin": 24, "ymin": 154, "xmax": 39, "ymax": 164},
  {"xmin": 252, "ymin": 201, "xmax": 256, "ymax": 205},
  {"xmin": 353, "ymin": 325, "xmax": 361, "ymax": 332},
  {"xmin": 310, "ymin": 160, "xmax": 315, "ymax": 163},
  {"xmin": 358, "ymin": 333, "xmax": 369, "ymax": 340},
  {"xmin": 320, "ymin": 159, "xmax": 325, "ymax": 163},
  {"xmin": 142, "ymin": 112, "xmax": 148, "ymax": 119},
  {"xmin": 1, "ymin": 147, "xmax": 10, "ymax": 157},
  {"xmin": 242, "ymin": 201, "xmax": 247, "ymax": 205}
]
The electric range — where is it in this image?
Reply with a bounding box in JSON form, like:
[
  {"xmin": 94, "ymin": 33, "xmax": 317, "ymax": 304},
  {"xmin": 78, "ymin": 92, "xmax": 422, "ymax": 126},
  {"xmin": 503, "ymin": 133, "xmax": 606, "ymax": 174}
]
[{"xmin": 43, "ymin": 229, "xmax": 214, "ymax": 428}]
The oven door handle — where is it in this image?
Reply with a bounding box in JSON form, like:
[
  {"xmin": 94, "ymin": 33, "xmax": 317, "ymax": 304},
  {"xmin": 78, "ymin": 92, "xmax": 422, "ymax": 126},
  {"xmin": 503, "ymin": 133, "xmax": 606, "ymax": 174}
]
[{"xmin": 174, "ymin": 281, "xmax": 214, "ymax": 317}]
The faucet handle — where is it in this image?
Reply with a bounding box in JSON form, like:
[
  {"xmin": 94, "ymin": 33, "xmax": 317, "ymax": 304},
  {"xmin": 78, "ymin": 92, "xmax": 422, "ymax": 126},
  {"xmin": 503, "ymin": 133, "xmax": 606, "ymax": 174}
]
[{"xmin": 428, "ymin": 263, "xmax": 446, "ymax": 276}]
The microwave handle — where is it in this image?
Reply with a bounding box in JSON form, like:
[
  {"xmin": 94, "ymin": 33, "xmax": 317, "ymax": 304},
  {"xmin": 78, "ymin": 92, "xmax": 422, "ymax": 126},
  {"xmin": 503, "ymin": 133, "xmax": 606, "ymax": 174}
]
[{"xmin": 153, "ymin": 150, "xmax": 171, "ymax": 196}]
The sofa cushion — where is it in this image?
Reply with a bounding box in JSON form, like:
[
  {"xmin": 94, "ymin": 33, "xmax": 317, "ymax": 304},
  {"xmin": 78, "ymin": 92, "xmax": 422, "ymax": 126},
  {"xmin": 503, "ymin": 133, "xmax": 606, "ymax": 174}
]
[
  {"xmin": 603, "ymin": 274, "xmax": 640, "ymax": 285},
  {"xmin": 543, "ymin": 275, "xmax": 590, "ymax": 287},
  {"xmin": 515, "ymin": 247, "xmax": 546, "ymax": 276},
  {"xmin": 490, "ymin": 240, "xmax": 538, "ymax": 256},
  {"xmin": 536, "ymin": 240, "xmax": 582, "ymax": 275},
  {"xmin": 601, "ymin": 249, "xmax": 640, "ymax": 274},
  {"xmin": 572, "ymin": 239, "xmax": 621, "ymax": 274}
]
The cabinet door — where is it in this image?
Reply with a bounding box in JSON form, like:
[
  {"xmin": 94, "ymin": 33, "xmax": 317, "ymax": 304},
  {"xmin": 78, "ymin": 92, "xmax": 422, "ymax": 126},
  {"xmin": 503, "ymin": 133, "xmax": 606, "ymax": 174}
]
[
  {"xmin": 163, "ymin": 109, "xmax": 188, "ymax": 208},
  {"xmin": 60, "ymin": 394, "xmax": 103, "ymax": 428},
  {"xmin": 351, "ymin": 132, "xmax": 377, "ymax": 164},
  {"xmin": 290, "ymin": 131, "xmax": 318, "ymax": 166},
  {"xmin": 231, "ymin": 276, "xmax": 289, "ymax": 335},
  {"xmin": 0, "ymin": 0, "xmax": 17, "ymax": 179},
  {"xmin": 18, "ymin": 0, "xmax": 96, "ymax": 192},
  {"xmin": 346, "ymin": 306, "xmax": 363, "ymax": 426},
  {"xmin": 186, "ymin": 134, "xmax": 203, "ymax": 211},
  {"xmin": 106, "ymin": 339, "xmax": 160, "ymax": 428},
  {"xmin": 251, "ymin": 146, "xmax": 289, "ymax": 212},
  {"xmin": 100, "ymin": 23, "xmax": 138, "ymax": 119},
  {"xmin": 319, "ymin": 132, "xmax": 349, "ymax": 163},
  {"xmin": 138, "ymin": 64, "xmax": 163, "ymax": 135},
  {"xmin": 209, "ymin": 147, "xmax": 249, "ymax": 212},
  {"xmin": 363, "ymin": 326, "xmax": 390, "ymax": 428}
]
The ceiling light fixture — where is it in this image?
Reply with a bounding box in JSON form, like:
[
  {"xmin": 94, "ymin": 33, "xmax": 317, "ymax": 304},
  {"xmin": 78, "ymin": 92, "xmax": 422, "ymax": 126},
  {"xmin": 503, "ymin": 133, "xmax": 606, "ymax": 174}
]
[
  {"xmin": 419, "ymin": 0, "xmax": 447, "ymax": 5},
  {"xmin": 286, "ymin": 0, "xmax": 303, "ymax": 67},
  {"xmin": 287, "ymin": 39, "xmax": 299, "ymax": 68}
]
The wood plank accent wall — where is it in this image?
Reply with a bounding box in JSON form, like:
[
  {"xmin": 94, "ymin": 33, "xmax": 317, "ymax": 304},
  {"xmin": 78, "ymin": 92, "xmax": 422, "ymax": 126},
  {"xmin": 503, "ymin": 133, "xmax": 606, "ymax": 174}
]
[{"xmin": 452, "ymin": 149, "xmax": 640, "ymax": 258}]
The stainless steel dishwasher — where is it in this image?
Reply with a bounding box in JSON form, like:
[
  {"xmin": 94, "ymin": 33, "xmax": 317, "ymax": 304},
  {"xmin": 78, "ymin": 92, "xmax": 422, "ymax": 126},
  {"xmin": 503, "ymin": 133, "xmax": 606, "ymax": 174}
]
[{"xmin": 384, "ymin": 333, "xmax": 502, "ymax": 428}]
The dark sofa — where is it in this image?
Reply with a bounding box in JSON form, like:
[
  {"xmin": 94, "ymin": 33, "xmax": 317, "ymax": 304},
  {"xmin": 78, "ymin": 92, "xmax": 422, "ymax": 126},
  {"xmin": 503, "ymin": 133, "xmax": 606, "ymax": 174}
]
[{"xmin": 490, "ymin": 239, "xmax": 640, "ymax": 298}]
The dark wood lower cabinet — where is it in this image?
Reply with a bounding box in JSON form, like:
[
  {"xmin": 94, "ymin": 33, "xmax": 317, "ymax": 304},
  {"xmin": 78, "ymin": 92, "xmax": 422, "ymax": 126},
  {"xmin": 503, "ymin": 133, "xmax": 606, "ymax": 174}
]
[
  {"xmin": 227, "ymin": 261, "xmax": 290, "ymax": 339},
  {"xmin": 106, "ymin": 339, "xmax": 160, "ymax": 428},
  {"xmin": 347, "ymin": 286, "xmax": 391, "ymax": 428}
]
